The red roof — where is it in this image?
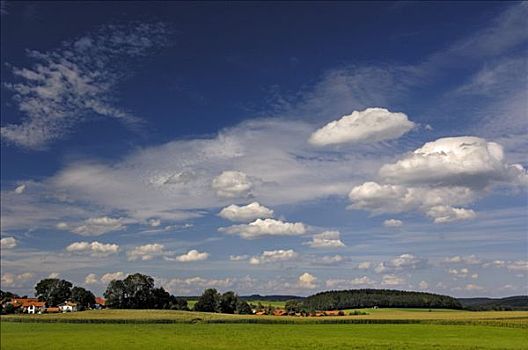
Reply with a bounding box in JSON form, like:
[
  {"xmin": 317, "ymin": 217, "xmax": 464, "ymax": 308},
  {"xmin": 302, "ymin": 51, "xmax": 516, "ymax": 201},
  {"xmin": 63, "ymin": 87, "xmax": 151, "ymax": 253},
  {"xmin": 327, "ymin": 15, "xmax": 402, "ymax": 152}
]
[
  {"xmin": 95, "ymin": 297, "xmax": 106, "ymax": 305},
  {"xmin": 11, "ymin": 298, "xmax": 45, "ymax": 308}
]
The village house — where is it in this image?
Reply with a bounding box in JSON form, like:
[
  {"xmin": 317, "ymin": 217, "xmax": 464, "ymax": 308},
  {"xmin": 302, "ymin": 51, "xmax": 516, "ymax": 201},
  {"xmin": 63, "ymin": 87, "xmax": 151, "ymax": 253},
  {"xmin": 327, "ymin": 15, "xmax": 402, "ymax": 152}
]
[
  {"xmin": 8, "ymin": 298, "xmax": 46, "ymax": 314},
  {"xmin": 58, "ymin": 301, "xmax": 78, "ymax": 312},
  {"xmin": 272, "ymin": 308, "xmax": 288, "ymax": 316},
  {"xmin": 94, "ymin": 297, "xmax": 106, "ymax": 309},
  {"xmin": 324, "ymin": 310, "xmax": 344, "ymax": 316}
]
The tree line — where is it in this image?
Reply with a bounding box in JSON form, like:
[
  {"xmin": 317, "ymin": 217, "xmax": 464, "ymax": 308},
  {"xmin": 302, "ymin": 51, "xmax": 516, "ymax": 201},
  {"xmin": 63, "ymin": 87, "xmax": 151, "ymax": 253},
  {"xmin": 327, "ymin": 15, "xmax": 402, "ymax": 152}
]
[
  {"xmin": 103, "ymin": 273, "xmax": 251, "ymax": 313},
  {"xmin": 296, "ymin": 289, "xmax": 462, "ymax": 311},
  {"xmin": 2, "ymin": 273, "xmax": 251, "ymax": 314},
  {"xmin": 3, "ymin": 275, "xmax": 472, "ymax": 315}
]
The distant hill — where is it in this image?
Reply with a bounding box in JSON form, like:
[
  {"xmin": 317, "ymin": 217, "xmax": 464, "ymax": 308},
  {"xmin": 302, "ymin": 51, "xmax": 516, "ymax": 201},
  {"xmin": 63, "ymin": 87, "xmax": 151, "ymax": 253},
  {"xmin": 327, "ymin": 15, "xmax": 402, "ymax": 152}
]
[
  {"xmin": 240, "ymin": 294, "xmax": 303, "ymax": 302},
  {"xmin": 301, "ymin": 289, "xmax": 462, "ymax": 310},
  {"xmin": 458, "ymin": 296, "xmax": 528, "ymax": 310},
  {"xmin": 181, "ymin": 294, "xmax": 303, "ymax": 302}
]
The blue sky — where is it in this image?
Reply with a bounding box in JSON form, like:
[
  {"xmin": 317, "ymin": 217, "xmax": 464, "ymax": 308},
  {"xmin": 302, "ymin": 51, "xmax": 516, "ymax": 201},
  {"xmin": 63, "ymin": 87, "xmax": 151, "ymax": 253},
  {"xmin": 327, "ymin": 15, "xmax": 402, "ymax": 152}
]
[{"xmin": 1, "ymin": 1, "xmax": 527, "ymax": 297}]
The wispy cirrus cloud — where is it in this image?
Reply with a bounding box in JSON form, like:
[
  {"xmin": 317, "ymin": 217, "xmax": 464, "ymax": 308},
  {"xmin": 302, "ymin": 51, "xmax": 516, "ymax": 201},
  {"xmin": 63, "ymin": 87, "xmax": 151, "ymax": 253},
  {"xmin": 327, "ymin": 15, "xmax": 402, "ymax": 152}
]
[
  {"xmin": 57, "ymin": 216, "xmax": 127, "ymax": 236},
  {"xmin": 1, "ymin": 22, "xmax": 171, "ymax": 149}
]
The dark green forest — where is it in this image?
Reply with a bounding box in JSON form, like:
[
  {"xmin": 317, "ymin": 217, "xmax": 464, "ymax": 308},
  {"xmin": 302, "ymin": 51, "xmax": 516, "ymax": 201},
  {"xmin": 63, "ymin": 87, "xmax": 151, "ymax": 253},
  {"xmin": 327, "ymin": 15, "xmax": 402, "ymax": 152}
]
[{"xmin": 300, "ymin": 289, "xmax": 463, "ymax": 310}]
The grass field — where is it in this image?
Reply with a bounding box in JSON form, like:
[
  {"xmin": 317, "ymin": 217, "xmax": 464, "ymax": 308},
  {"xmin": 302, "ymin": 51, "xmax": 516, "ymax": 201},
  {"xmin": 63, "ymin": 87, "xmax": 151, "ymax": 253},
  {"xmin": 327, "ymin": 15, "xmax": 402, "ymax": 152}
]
[
  {"xmin": 2, "ymin": 308, "xmax": 527, "ymax": 325},
  {"xmin": 2, "ymin": 322, "xmax": 528, "ymax": 350},
  {"xmin": 2, "ymin": 309, "xmax": 527, "ymax": 349}
]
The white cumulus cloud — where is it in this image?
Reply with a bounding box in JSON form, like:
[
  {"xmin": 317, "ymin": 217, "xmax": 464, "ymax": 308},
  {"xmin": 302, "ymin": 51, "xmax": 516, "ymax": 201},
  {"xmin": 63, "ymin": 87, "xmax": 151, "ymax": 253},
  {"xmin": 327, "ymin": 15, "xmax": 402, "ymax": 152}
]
[
  {"xmin": 426, "ymin": 205, "xmax": 476, "ymax": 223},
  {"xmin": 379, "ymin": 136, "xmax": 527, "ymax": 188},
  {"xmin": 1, "ymin": 272, "xmax": 34, "ymax": 287},
  {"xmin": 309, "ymin": 107, "xmax": 415, "ymax": 146},
  {"xmin": 1, "ymin": 237, "xmax": 17, "ymax": 249},
  {"xmin": 218, "ymin": 202, "xmax": 274, "ymax": 222},
  {"xmin": 383, "ymin": 219, "xmax": 403, "ymax": 227},
  {"xmin": 375, "ymin": 254, "xmax": 428, "ymax": 273},
  {"xmin": 174, "ymin": 249, "xmax": 209, "ymax": 262},
  {"xmin": 66, "ymin": 241, "xmax": 119, "ymax": 256},
  {"xmin": 219, "ymin": 218, "xmax": 307, "ymax": 239},
  {"xmin": 298, "ymin": 272, "xmax": 317, "ymax": 289},
  {"xmin": 444, "ymin": 255, "xmax": 482, "ymax": 265},
  {"xmin": 305, "ymin": 230, "xmax": 345, "ymax": 248},
  {"xmin": 249, "ymin": 249, "xmax": 298, "ymax": 265},
  {"xmin": 100, "ymin": 271, "xmax": 126, "ymax": 284},
  {"xmin": 348, "ymin": 137, "xmax": 526, "ymax": 223},
  {"xmin": 382, "ymin": 274, "xmax": 406, "ymax": 286},
  {"xmin": 212, "ymin": 171, "xmax": 253, "ymax": 198},
  {"xmin": 14, "ymin": 184, "xmax": 26, "ymax": 194},
  {"xmin": 84, "ymin": 273, "xmax": 99, "ymax": 285},
  {"xmin": 127, "ymin": 243, "xmax": 165, "ymax": 261},
  {"xmin": 326, "ymin": 276, "xmax": 375, "ymax": 288},
  {"xmin": 357, "ymin": 261, "xmax": 371, "ymax": 270},
  {"xmin": 507, "ymin": 260, "xmax": 528, "ymax": 272}
]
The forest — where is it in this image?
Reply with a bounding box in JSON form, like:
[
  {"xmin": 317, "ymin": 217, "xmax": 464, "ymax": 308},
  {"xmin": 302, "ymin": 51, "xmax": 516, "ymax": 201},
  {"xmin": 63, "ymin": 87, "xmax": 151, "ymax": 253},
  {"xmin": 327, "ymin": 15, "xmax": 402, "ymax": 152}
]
[{"xmin": 298, "ymin": 289, "xmax": 463, "ymax": 311}]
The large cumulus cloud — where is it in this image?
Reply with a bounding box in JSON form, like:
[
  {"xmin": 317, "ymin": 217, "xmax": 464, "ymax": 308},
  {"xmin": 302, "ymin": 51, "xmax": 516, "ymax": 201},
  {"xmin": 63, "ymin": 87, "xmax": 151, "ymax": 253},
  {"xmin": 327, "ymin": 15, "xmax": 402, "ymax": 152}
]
[
  {"xmin": 379, "ymin": 136, "xmax": 527, "ymax": 188},
  {"xmin": 349, "ymin": 136, "xmax": 526, "ymax": 223}
]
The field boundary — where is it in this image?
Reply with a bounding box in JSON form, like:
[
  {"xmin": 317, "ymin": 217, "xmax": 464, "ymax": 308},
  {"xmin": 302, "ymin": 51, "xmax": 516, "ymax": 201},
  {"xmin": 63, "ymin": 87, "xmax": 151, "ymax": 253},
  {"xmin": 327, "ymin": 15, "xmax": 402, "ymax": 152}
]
[{"xmin": 2, "ymin": 316, "xmax": 526, "ymax": 328}]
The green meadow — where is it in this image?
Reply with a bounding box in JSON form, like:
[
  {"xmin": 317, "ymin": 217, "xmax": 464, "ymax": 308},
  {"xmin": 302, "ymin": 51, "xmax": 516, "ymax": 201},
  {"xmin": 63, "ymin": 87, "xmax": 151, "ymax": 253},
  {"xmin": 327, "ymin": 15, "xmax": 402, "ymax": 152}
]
[
  {"xmin": 2, "ymin": 309, "xmax": 528, "ymax": 349},
  {"xmin": 2, "ymin": 321, "xmax": 527, "ymax": 350}
]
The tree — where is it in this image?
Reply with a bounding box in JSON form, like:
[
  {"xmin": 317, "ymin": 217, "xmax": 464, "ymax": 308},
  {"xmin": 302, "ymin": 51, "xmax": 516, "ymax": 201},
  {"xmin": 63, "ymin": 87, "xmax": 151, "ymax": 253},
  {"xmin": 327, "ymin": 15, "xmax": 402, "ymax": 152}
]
[
  {"xmin": 255, "ymin": 301, "xmax": 264, "ymax": 312},
  {"xmin": 104, "ymin": 279, "xmax": 128, "ymax": 309},
  {"xmin": 285, "ymin": 300, "xmax": 303, "ymax": 313},
  {"xmin": 103, "ymin": 273, "xmax": 157, "ymax": 309},
  {"xmin": 0, "ymin": 290, "xmax": 18, "ymax": 302},
  {"xmin": 103, "ymin": 273, "xmax": 188, "ymax": 310},
  {"xmin": 3, "ymin": 303, "xmax": 16, "ymax": 314},
  {"xmin": 151, "ymin": 287, "xmax": 171, "ymax": 309},
  {"xmin": 194, "ymin": 288, "xmax": 220, "ymax": 312},
  {"xmin": 168, "ymin": 296, "xmax": 189, "ymax": 311},
  {"xmin": 219, "ymin": 291, "xmax": 238, "ymax": 314},
  {"xmin": 235, "ymin": 300, "xmax": 252, "ymax": 314},
  {"xmin": 123, "ymin": 273, "xmax": 156, "ymax": 308},
  {"xmin": 71, "ymin": 286, "xmax": 96, "ymax": 310},
  {"xmin": 35, "ymin": 279, "xmax": 72, "ymax": 306}
]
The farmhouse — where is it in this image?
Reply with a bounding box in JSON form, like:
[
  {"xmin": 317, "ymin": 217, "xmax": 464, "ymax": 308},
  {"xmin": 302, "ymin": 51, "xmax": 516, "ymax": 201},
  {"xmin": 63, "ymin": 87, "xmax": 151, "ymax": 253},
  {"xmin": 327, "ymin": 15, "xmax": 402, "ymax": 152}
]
[
  {"xmin": 272, "ymin": 309, "xmax": 288, "ymax": 316},
  {"xmin": 58, "ymin": 301, "xmax": 78, "ymax": 312},
  {"xmin": 94, "ymin": 297, "xmax": 106, "ymax": 309},
  {"xmin": 8, "ymin": 298, "xmax": 46, "ymax": 314},
  {"xmin": 323, "ymin": 310, "xmax": 344, "ymax": 316}
]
